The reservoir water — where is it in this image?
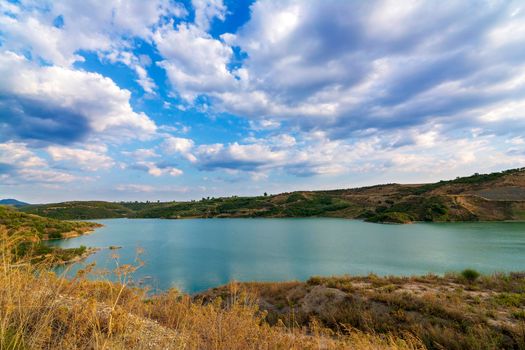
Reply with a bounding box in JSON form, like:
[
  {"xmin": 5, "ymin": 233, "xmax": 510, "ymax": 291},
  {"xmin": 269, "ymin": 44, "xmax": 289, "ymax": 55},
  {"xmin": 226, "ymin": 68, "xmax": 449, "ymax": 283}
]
[{"xmin": 47, "ymin": 218, "xmax": 525, "ymax": 293}]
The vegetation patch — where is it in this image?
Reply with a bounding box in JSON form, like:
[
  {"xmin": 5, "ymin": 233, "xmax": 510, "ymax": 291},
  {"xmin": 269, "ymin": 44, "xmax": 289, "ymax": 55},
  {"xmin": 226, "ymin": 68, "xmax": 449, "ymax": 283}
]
[{"xmin": 0, "ymin": 206, "xmax": 100, "ymax": 264}]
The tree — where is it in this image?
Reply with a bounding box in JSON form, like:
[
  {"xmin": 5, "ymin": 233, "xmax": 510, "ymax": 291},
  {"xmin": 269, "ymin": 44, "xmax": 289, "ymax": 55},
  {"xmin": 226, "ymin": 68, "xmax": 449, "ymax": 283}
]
[{"xmin": 264, "ymin": 192, "xmax": 268, "ymax": 197}]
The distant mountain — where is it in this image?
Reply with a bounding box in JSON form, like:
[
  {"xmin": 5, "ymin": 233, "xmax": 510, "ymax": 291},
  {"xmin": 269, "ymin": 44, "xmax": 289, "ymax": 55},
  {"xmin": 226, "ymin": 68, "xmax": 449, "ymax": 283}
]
[
  {"xmin": 0, "ymin": 198, "xmax": 30, "ymax": 207},
  {"xmin": 20, "ymin": 167, "xmax": 525, "ymax": 223}
]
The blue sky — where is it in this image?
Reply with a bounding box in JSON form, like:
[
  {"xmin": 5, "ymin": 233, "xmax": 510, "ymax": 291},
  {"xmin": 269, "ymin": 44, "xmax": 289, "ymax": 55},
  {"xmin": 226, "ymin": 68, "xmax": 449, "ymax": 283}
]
[{"xmin": 1, "ymin": 0, "xmax": 525, "ymax": 203}]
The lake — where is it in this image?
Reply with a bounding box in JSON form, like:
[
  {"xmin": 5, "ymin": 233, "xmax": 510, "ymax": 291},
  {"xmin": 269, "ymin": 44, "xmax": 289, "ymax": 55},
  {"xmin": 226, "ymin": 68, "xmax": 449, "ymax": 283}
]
[{"xmin": 47, "ymin": 218, "xmax": 525, "ymax": 293}]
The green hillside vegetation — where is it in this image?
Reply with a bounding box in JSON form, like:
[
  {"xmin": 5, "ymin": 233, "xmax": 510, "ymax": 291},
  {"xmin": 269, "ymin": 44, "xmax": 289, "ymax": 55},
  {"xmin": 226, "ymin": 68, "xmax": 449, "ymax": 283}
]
[
  {"xmin": 404, "ymin": 168, "xmax": 522, "ymax": 195},
  {"xmin": 0, "ymin": 206, "xmax": 99, "ymax": 240},
  {"xmin": 19, "ymin": 167, "xmax": 525, "ymax": 223},
  {"xmin": 0, "ymin": 205, "xmax": 100, "ymax": 263},
  {"xmin": 129, "ymin": 193, "xmax": 353, "ymax": 219},
  {"xmin": 21, "ymin": 201, "xmax": 132, "ymax": 220}
]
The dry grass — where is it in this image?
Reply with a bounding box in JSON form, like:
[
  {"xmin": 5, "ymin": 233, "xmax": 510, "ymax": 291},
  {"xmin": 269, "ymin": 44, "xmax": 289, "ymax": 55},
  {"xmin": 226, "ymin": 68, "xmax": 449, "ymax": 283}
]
[
  {"xmin": 204, "ymin": 274, "xmax": 525, "ymax": 350},
  {"xmin": 0, "ymin": 226, "xmax": 424, "ymax": 349}
]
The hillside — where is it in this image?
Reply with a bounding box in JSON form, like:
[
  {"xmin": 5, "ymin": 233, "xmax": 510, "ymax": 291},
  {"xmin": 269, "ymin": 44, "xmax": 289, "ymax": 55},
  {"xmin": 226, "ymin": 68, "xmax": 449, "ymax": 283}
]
[
  {"xmin": 0, "ymin": 205, "xmax": 100, "ymax": 240},
  {"xmin": 20, "ymin": 167, "xmax": 525, "ymax": 223},
  {"xmin": 0, "ymin": 205, "xmax": 101, "ymax": 263},
  {"xmin": 21, "ymin": 201, "xmax": 133, "ymax": 220}
]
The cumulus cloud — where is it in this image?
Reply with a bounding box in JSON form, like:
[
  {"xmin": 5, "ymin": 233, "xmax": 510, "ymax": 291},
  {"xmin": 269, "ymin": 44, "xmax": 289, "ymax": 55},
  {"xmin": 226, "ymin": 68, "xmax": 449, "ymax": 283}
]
[
  {"xmin": 156, "ymin": 133, "xmax": 351, "ymax": 177},
  {"xmin": 192, "ymin": 0, "xmax": 227, "ymax": 31},
  {"xmin": 131, "ymin": 161, "xmax": 183, "ymax": 177},
  {"xmin": 105, "ymin": 51, "xmax": 158, "ymax": 94},
  {"xmin": 2, "ymin": 0, "xmax": 525, "ymax": 196},
  {"xmin": 0, "ymin": 51, "xmax": 156, "ymax": 145},
  {"xmin": 155, "ymin": 126, "xmax": 525, "ymax": 180},
  {"xmin": 162, "ymin": 136, "xmax": 197, "ymax": 162},
  {"xmin": 154, "ymin": 22, "xmax": 238, "ymax": 102},
  {"xmin": 228, "ymin": 1, "xmax": 525, "ymax": 136},
  {"xmin": 195, "ymin": 142, "xmax": 287, "ymax": 171},
  {"xmin": 0, "ymin": 0, "xmax": 182, "ymax": 66},
  {"xmin": 0, "ymin": 0, "xmax": 186, "ymax": 95},
  {"xmin": 0, "ymin": 142, "xmax": 46, "ymax": 170},
  {"xmin": 122, "ymin": 148, "xmax": 160, "ymax": 161},
  {"xmin": 0, "ymin": 142, "xmax": 77, "ymax": 184},
  {"xmin": 47, "ymin": 146, "xmax": 114, "ymax": 171},
  {"xmin": 154, "ymin": 0, "xmax": 525, "ymax": 144}
]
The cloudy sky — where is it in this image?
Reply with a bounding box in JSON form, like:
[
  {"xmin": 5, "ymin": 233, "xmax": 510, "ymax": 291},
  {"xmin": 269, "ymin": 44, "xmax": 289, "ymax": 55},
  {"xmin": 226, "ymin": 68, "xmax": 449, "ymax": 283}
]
[{"xmin": 1, "ymin": 0, "xmax": 524, "ymax": 203}]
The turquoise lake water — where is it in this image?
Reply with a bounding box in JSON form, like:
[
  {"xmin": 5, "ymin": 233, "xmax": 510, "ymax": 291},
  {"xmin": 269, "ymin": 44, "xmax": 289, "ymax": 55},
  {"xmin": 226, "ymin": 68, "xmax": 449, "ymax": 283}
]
[{"xmin": 47, "ymin": 218, "xmax": 525, "ymax": 293}]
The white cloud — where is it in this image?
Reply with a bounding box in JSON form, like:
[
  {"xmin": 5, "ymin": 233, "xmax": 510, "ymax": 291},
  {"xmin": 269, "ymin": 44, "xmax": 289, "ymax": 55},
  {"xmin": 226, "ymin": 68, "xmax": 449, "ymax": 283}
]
[
  {"xmin": 123, "ymin": 148, "xmax": 160, "ymax": 160},
  {"xmin": 134, "ymin": 161, "xmax": 183, "ymax": 177},
  {"xmin": 105, "ymin": 50, "xmax": 157, "ymax": 94},
  {"xmin": 116, "ymin": 183, "xmax": 191, "ymax": 193},
  {"xmin": 195, "ymin": 142, "xmax": 286, "ymax": 171},
  {"xmin": 0, "ymin": 51, "xmax": 156, "ymax": 143},
  {"xmin": 188, "ymin": 135, "xmax": 348, "ymax": 176},
  {"xmin": 2, "ymin": 0, "xmax": 525, "ymax": 193},
  {"xmin": 0, "ymin": 142, "xmax": 46, "ymax": 169},
  {"xmin": 0, "ymin": 0, "xmax": 183, "ymax": 66},
  {"xmin": 249, "ymin": 119, "xmax": 281, "ymax": 130},
  {"xmin": 16, "ymin": 168, "xmax": 77, "ymax": 184},
  {"xmin": 0, "ymin": 142, "xmax": 78, "ymax": 184},
  {"xmin": 47, "ymin": 146, "xmax": 114, "ymax": 171},
  {"xmin": 154, "ymin": 22, "xmax": 237, "ymax": 102},
  {"xmin": 115, "ymin": 184, "xmax": 156, "ymax": 193},
  {"xmin": 153, "ymin": 0, "xmax": 525, "ymax": 148},
  {"xmin": 192, "ymin": 0, "xmax": 227, "ymax": 31},
  {"xmin": 162, "ymin": 136, "xmax": 197, "ymax": 162},
  {"xmin": 0, "ymin": 0, "xmax": 186, "ymax": 95}
]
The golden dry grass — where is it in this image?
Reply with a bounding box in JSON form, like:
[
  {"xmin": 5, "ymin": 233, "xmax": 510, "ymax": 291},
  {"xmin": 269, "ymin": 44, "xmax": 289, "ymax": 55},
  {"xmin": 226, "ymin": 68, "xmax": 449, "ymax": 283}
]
[{"xmin": 206, "ymin": 274, "xmax": 525, "ymax": 350}]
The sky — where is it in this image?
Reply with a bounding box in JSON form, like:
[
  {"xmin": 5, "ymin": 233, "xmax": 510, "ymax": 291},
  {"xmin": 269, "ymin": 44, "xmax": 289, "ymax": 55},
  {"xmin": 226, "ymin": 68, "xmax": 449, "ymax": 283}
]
[{"xmin": 1, "ymin": 0, "xmax": 525, "ymax": 203}]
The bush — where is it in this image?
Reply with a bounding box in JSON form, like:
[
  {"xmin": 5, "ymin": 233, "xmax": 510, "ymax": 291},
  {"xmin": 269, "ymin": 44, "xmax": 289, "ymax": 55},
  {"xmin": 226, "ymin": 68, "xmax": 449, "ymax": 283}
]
[
  {"xmin": 365, "ymin": 212, "xmax": 413, "ymax": 224},
  {"xmin": 461, "ymin": 269, "xmax": 480, "ymax": 282}
]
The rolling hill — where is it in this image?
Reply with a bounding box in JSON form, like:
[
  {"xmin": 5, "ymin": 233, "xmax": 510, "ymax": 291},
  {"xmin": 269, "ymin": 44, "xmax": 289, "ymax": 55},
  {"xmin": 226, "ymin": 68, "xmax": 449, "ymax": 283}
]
[
  {"xmin": 20, "ymin": 200, "xmax": 133, "ymax": 220},
  {"xmin": 19, "ymin": 167, "xmax": 525, "ymax": 223},
  {"xmin": 0, "ymin": 198, "xmax": 30, "ymax": 207}
]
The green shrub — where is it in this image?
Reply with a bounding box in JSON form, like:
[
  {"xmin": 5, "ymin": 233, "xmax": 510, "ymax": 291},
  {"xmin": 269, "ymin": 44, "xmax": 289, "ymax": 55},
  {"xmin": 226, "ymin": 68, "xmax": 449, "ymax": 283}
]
[
  {"xmin": 512, "ymin": 310, "xmax": 525, "ymax": 320},
  {"xmin": 461, "ymin": 269, "xmax": 480, "ymax": 282},
  {"xmin": 365, "ymin": 212, "xmax": 413, "ymax": 224}
]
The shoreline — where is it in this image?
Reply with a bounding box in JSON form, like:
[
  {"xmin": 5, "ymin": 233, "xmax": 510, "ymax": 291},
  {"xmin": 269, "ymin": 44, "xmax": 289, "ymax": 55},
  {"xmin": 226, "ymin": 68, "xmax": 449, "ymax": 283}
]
[
  {"xmin": 43, "ymin": 223, "xmax": 103, "ymax": 241},
  {"xmin": 50, "ymin": 216, "xmax": 525, "ymax": 225},
  {"xmin": 58, "ymin": 247, "xmax": 101, "ymax": 265}
]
